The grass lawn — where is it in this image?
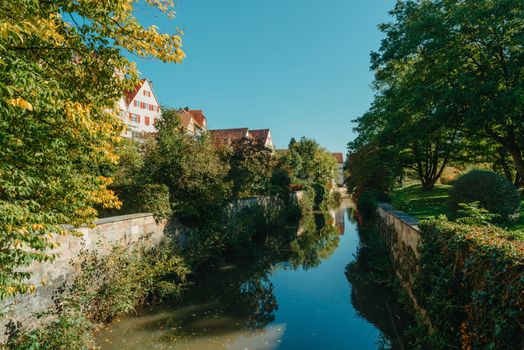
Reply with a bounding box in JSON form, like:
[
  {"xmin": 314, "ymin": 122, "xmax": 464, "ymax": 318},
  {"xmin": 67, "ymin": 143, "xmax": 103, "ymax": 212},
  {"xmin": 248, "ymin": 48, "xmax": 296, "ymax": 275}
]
[
  {"xmin": 391, "ymin": 183, "xmax": 524, "ymax": 231},
  {"xmin": 390, "ymin": 183, "xmax": 452, "ymax": 220}
]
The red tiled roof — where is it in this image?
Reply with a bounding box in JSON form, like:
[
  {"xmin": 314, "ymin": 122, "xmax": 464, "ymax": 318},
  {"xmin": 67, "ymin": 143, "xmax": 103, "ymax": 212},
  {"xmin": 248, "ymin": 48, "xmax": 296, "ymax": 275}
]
[
  {"xmin": 188, "ymin": 110, "xmax": 207, "ymax": 129},
  {"xmin": 250, "ymin": 129, "xmax": 270, "ymax": 144},
  {"xmin": 124, "ymin": 79, "xmax": 146, "ymax": 104},
  {"xmin": 209, "ymin": 128, "xmax": 250, "ymax": 147},
  {"xmin": 332, "ymin": 153, "xmax": 344, "ymax": 163}
]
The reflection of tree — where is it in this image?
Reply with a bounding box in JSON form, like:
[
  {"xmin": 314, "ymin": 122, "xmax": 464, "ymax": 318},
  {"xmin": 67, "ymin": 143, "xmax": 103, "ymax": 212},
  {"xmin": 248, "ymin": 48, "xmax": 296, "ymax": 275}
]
[
  {"xmin": 236, "ymin": 277, "xmax": 278, "ymax": 328},
  {"xmin": 289, "ymin": 212, "xmax": 341, "ymax": 269},
  {"xmin": 345, "ymin": 227, "xmax": 410, "ymax": 350}
]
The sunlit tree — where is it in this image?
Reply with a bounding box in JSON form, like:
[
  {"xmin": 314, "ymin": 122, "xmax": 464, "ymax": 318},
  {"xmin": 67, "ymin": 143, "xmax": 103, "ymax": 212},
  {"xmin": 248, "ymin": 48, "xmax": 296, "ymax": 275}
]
[{"xmin": 0, "ymin": 0, "xmax": 185, "ymax": 297}]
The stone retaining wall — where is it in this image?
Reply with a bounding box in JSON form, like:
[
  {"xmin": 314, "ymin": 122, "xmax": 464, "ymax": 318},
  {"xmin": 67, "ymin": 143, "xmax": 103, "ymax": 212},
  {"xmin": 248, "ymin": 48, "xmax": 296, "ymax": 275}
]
[
  {"xmin": 1, "ymin": 213, "xmax": 166, "ymax": 339},
  {"xmin": 376, "ymin": 203, "xmax": 432, "ymax": 328}
]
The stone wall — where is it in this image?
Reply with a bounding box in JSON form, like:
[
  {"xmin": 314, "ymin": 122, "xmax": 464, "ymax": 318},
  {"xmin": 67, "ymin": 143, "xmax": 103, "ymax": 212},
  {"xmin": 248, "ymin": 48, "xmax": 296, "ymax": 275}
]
[
  {"xmin": 376, "ymin": 203, "xmax": 433, "ymax": 328},
  {"xmin": 1, "ymin": 213, "xmax": 166, "ymax": 339}
]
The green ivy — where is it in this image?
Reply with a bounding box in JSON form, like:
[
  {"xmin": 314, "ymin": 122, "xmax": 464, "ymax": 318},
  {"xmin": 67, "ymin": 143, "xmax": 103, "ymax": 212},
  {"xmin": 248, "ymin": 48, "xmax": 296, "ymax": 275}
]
[{"xmin": 414, "ymin": 218, "xmax": 524, "ymax": 349}]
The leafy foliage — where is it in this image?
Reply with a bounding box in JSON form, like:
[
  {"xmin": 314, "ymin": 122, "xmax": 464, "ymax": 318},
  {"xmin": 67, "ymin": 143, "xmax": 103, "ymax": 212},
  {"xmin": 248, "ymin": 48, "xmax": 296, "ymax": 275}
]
[
  {"xmin": 280, "ymin": 137, "xmax": 338, "ymax": 186},
  {"xmin": 345, "ymin": 141, "xmax": 402, "ymax": 197},
  {"xmin": 450, "ymin": 170, "xmax": 521, "ymax": 222},
  {"xmin": 0, "ymin": 0, "xmax": 184, "ymax": 297},
  {"xmin": 223, "ymin": 138, "xmax": 276, "ymax": 198},
  {"xmin": 348, "ymin": 0, "xmax": 524, "ymax": 193},
  {"xmin": 415, "ymin": 218, "xmax": 524, "ymax": 349},
  {"xmin": 142, "ymin": 109, "xmax": 231, "ymax": 225},
  {"xmin": 98, "ymin": 184, "xmax": 172, "ymax": 223},
  {"xmin": 455, "ymin": 202, "xmax": 500, "ymax": 226},
  {"xmin": 7, "ymin": 239, "xmax": 189, "ymax": 349}
]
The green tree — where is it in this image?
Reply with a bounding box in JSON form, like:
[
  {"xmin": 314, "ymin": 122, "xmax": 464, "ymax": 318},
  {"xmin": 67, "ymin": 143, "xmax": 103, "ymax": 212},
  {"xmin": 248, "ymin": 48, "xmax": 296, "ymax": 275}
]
[
  {"xmin": 0, "ymin": 0, "xmax": 184, "ymax": 297},
  {"xmin": 281, "ymin": 137, "xmax": 338, "ymax": 186},
  {"xmin": 373, "ymin": 0, "xmax": 524, "ymax": 185},
  {"xmin": 223, "ymin": 138, "xmax": 276, "ymax": 198},
  {"xmin": 101, "ymin": 138, "xmax": 144, "ymax": 186},
  {"xmin": 142, "ymin": 109, "xmax": 231, "ymax": 224},
  {"xmin": 345, "ymin": 141, "xmax": 401, "ymax": 196}
]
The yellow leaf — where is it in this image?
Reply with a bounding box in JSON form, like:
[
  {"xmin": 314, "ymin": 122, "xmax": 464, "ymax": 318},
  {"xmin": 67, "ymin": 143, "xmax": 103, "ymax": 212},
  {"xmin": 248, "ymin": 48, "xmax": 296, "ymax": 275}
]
[{"xmin": 8, "ymin": 97, "xmax": 33, "ymax": 111}]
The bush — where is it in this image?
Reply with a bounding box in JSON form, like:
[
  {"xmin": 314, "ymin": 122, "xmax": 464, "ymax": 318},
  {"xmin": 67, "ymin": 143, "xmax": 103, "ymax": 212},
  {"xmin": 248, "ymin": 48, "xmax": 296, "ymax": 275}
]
[
  {"xmin": 450, "ymin": 170, "xmax": 520, "ymax": 222},
  {"xmin": 8, "ymin": 239, "xmax": 189, "ymax": 349},
  {"xmin": 298, "ymin": 185, "xmax": 316, "ymax": 213},
  {"xmin": 7, "ymin": 311, "xmax": 96, "ymax": 350},
  {"xmin": 99, "ymin": 184, "xmax": 171, "ymax": 222},
  {"xmin": 415, "ymin": 218, "xmax": 524, "ymax": 349}
]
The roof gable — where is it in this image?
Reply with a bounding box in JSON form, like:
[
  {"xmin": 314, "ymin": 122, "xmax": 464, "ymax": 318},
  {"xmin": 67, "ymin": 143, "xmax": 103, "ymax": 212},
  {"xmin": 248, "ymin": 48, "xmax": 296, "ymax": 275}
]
[{"xmin": 124, "ymin": 79, "xmax": 161, "ymax": 108}]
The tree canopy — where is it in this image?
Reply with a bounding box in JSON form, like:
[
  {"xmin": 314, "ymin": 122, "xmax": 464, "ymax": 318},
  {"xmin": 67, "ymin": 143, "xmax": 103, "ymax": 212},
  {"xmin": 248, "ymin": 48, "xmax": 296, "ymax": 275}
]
[
  {"xmin": 0, "ymin": 0, "xmax": 184, "ymax": 297},
  {"xmin": 348, "ymin": 0, "xmax": 524, "ymax": 193}
]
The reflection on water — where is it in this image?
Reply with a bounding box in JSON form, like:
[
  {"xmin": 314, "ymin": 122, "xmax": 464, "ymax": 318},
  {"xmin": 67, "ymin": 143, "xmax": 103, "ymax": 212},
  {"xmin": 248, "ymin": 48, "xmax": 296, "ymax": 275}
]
[{"xmin": 97, "ymin": 202, "xmax": 410, "ymax": 350}]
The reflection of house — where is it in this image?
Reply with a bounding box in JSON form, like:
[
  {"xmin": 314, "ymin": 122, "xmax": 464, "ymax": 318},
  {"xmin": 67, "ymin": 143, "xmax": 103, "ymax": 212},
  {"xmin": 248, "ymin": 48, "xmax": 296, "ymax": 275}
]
[
  {"xmin": 328, "ymin": 207, "xmax": 346, "ymax": 235},
  {"xmin": 119, "ymin": 79, "xmax": 162, "ymax": 139},
  {"xmin": 178, "ymin": 108, "xmax": 208, "ymax": 136},
  {"xmin": 209, "ymin": 128, "xmax": 274, "ymax": 149},
  {"xmin": 332, "ymin": 153, "xmax": 344, "ymax": 186}
]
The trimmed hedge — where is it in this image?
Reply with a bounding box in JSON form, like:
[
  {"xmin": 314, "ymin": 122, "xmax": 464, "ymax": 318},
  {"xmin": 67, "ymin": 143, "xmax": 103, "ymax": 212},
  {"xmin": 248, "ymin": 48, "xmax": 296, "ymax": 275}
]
[
  {"xmin": 450, "ymin": 170, "xmax": 520, "ymax": 222},
  {"xmin": 415, "ymin": 218, "xmax": 524, "ymax": 349},
  {"xmin": 99, "ymin": 184, "xmax": 171, "ymax": 222}
]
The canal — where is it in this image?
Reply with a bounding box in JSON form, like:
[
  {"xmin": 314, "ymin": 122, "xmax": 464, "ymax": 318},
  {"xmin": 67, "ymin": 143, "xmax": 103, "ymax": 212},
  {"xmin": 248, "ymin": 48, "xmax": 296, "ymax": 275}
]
[{"xmin": 96, "ymin": 202, "xmax": 409, "ymax": 349}]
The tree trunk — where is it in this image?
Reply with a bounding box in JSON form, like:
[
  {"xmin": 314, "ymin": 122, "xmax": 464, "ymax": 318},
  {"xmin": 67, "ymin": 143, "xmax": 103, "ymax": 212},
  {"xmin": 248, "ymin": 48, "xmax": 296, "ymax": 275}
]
[
  {"xmin": 506, "ymin": 146, "xmax": 524, "ymax": 188},
  {"xmin": 514, "ymin": 171, "xmax": 523, "ymax": 188}
]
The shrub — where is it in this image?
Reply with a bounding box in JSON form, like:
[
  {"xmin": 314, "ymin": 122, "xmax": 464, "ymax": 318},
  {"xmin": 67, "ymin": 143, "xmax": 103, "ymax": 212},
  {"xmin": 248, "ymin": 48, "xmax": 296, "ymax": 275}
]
[
  {"xmin": 99, "ymin": 184, "xmax": 171, "ymax": 222},
  {"xmin": 8, "ymin": 239, "xmax": 189, "ymax": 349},
  {"xmin": 6, "ymin": 311, "xmax": 96, "ymax": 350},
  {"xmin": 69, "ymin": 240, "xmax": 188, "ymax": 323},
  {"xmin": 450, "ymin": 170, "xmax": 520, "ymax": 222},
  {"xmin": 298, "ymin": 185, "xmax": 316, "ymax": 213},
  {"xmin": 415, "ymin": 218, "xmax": 524, "ymax": 349},
  {"xmin": 455, "ymin": 202, "xmax": 500, "ymax": 225}
]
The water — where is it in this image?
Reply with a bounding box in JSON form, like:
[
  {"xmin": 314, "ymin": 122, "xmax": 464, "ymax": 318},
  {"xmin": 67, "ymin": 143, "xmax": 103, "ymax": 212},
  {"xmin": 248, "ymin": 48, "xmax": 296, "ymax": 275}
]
[{"xmin": 97, "ymin": 203, "xmax": 409, "ymax": 349}]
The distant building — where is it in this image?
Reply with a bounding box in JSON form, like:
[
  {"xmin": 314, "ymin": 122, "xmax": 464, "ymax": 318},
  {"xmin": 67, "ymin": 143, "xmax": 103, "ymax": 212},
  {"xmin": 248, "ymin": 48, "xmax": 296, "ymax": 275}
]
[
  {"xmin": 119, "ymin": 79, "xmax": 161, "ymax": 139},
  {"xmin": 209, "ymin": 128, "xmax": 274, "ymax": 150},
  {"xmin": 178, "ymin": 108, "xmax": 208, "ymax": 136},
  {"xmin": 250, "ymin": 129, "xmax": 274, "ymax": 150},
  {"xmin": 332, "ymin": 152, "xmax": 344, "ymax": 186}
]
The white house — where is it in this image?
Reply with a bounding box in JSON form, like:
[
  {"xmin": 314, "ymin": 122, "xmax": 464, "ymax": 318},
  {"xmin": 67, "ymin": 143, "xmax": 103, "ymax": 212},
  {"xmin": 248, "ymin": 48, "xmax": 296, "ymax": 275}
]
[{"xmin": 119, "ymin": 79, "xmax": 161, "ymax": 139}]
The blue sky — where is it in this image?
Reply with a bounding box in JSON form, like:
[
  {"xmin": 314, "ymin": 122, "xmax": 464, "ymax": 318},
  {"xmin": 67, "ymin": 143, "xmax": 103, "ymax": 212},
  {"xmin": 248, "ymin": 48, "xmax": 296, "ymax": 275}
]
[{"xmin": 131, "ymin": 0, "xmax": 395, "ymax": 153}]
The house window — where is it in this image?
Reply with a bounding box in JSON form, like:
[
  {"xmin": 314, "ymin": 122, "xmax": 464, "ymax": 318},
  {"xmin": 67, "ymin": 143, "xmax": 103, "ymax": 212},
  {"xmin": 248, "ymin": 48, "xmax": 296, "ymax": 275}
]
[
  {"xmin": 131, "ymin": 114, "xmax": 140, "ymax": 123},
  {"xmin": 133, "ymin": 100, "xmax": 138, "ymax": 107},
  {"xmin": 140, "ymin": 102, "xmax": 145, "ymax": 109},
  {"xmin": 149, "ymin": 104, "xmax": 154, "ymax": 111},
  {"xmin": 143, "ymin": 90, "xmax": 146, "ymax": 96},
  {"xmin": 145, "ymin": 116, "xmax": 150, "ymax": 126}
]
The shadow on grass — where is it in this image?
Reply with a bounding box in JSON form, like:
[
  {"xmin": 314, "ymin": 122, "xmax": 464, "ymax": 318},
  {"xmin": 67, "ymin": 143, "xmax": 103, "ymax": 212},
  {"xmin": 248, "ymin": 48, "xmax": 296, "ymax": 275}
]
[{"xmin": 390, "ymin": 184, "xmax": 452, "ymax": 220}]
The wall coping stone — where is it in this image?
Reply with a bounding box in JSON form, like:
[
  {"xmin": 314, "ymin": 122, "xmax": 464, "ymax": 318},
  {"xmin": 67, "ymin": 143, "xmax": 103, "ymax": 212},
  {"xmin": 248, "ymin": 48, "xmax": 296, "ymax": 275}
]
[
  {"xmin": 62, "ymin": 213, "xmax": 154, "ymax": 230},
  {"xmin": 378, "ymin": 202, "xmax": 420, "ymax": 231}
]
